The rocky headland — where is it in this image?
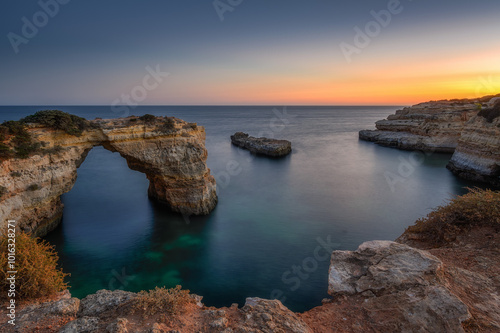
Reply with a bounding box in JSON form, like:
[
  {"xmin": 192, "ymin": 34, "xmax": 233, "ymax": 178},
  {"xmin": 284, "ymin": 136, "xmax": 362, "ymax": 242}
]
[
  {"xmin": 230, "ymin": 132, "xmax": 292, "ymax": 157},
  {"xmin": 360, "ymin": 94, "xmax": 500, "ymax": 186},
  {"xmin": 0, "ymin": 112, "xmax": 217, "ymax": 237}
]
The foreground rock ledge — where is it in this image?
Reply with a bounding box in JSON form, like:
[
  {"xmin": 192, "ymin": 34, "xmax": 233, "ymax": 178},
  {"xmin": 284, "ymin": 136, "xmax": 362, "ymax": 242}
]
[
  {"xmin": 0, "ymin": 116, "xmax": 218, "ymax": 236},
  {"xmin": 231, "ymin": 132, "xmax": 292, "ymax": 157},
  {"xmin": 5, "ymin": 239, "xmax": 493, "ymax": 333},
  {"xmin": 327, "ymin": 241, "xmax": 470, "ymax": 332}
]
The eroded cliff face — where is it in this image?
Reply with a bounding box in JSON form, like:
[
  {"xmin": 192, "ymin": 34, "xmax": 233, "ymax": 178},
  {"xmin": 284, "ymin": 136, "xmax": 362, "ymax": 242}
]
[
  {"xmin": 0, "ymin": 116, "xmax": 217, "ymax": 236},
  {"xmin": 359, "ymin": 99, "xmax": 480, "ymax": 152},
  {"xmin": 447, "ymin": 114, "xmax": 500, "ymax": 186},
  {"xmin": 359, "ymin": 95, "xmax": 500, "ymax": 186}
]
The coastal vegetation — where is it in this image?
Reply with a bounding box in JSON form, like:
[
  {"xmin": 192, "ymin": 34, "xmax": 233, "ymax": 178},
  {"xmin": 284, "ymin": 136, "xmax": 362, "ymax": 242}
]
[
  {"xmin": 405, "ymin": 188, "xmax": 500, "ymax": 245},
  {"xmin": 22, "ymin": 110, "xmax": 91, "ymax": 136},
  {"xmin": 0, "ymin": 185, "xmax": 7, "ymax": 199},
  {"xmin": 138, "ymin": 114, "xmax": 157, "ymax": 123},
  {"xmin": 0, "ymin": 110, "xmax": 89, "ymax": 161},
  {"xmin": 159, "ymin": 117, "xmax": 177, "ymax": 133},
  {"xmin": 0, "ymin": 231, "xmax": 69, "ymax": 300},
  {"xmin": 130, "ymin": 285, "xmax": 194, "ymax": 317}
]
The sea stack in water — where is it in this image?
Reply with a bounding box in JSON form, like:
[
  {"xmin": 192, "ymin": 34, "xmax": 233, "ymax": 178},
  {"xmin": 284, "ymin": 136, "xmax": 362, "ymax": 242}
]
[
  {"xmin": 0, "ymin": 112, "xmax": 218, "ymax": 237},
  {"xmin": 230, "ymin": 132, "xmax": 292, "ymax": 157}
]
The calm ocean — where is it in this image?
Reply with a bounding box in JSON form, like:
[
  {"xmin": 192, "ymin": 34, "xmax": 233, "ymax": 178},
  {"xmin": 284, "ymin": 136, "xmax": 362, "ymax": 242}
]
[{"xmin": 0, "ymin": 106, "xmax": 486, "ymax": 312}]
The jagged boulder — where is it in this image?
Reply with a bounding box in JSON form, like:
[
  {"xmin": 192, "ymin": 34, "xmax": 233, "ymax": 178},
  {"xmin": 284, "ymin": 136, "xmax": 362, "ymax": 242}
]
[{"xmin": 328, "ymin": 241, "xmax": 470, "ymax": 333}]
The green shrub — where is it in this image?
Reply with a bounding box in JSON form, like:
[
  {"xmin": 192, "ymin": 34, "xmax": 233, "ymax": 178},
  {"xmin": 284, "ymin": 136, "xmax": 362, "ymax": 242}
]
[
  {"xmin": 478, "ymin": 100, "xmax": 500, "ymax": 123},
  {"xmin": 1, "ymin": 120, "xmax": 26, "ymax": 136},
  {"xmin": 0, "ymin": 186, "xmax": 7, "ymax": 199},
  {"xmin": 139, "ymin": 114, "xmax": 157, "ymax": 123},
  {"xmin": 183, "ymin": 123, "xmax": 197, "ymax": 130},
  {"xmin": 159, "ymin": 118, "xmax": 177, "ymax": 133},
  {"xmin": 0, "ymin": 119, "xmax": 40, "ymax": 159},
  {"xmin": 14, "ymin": 142, "xmax": 41, "ymax": 159},
  {"xmin": 0, "ymin": 143, "xmax": 13, "ymax": 160},
  {"xmin": 405, "ymin": 188, "xmax": 500, "ymax": 245},
  {"xmin": 22, "ymin": 110, "xmax": 90, "ymax": 136},
  {"xmin": 0, "ymin": 231, "xmax": 69, "ymax": 300},
  {"xmin": 130, "ymin": 285, "xmax": 193, "ymax": 317},
  {"xmin": 44, "ymin": 145, "xmax": 64, "ymax": 155},
  {"xmin": 27, "ymin": 184, "xmax": 40, "ymax": 191},
  {"xmin": 10, "ymin": 171, "xmax": 22, "ymax": 177}
]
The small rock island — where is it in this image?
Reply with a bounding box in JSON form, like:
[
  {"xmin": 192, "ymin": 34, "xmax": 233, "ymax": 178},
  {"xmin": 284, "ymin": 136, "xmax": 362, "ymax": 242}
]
[{"xmin": 230, "ymin": 132, "xmax": 292, "ymax": 157}]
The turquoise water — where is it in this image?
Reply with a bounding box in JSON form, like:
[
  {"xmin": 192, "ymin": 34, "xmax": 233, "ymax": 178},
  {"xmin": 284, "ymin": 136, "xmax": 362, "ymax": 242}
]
[{"xmin": 0, "ymin": 106, "xmax": 487, "ymax": 312}]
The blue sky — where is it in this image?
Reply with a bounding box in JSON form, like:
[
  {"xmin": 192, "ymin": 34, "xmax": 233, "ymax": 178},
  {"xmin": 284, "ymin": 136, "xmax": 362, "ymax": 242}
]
[{"xmin": 1, "ymin": 0, "xmax": 499, "ymax": 105}]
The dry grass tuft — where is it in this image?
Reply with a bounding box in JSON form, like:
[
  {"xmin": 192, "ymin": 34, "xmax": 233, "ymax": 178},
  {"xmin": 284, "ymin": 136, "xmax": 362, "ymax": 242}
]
[
  {"xmin": 0, "ymin": 231, "xmax": 69, "ymax": 300},
  {"xmin": 405, "ymin": 188, "xmax": 500, "ymax": 245},
  {"xmin": 131, "ymin": 285, "xmax": 194, "ymax": 317}
]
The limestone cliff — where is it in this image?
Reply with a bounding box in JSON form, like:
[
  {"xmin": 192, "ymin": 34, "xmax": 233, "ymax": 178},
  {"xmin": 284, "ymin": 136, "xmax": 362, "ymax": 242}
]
[
  {"xmin": 359, "ymin": 96, "xmax": 497, "ymax": 152},
  {"xmin": 447, "ymin": 106, "xmax": 500, "ymax": 186},
  {"xmin": 360, "ymin": 94, "xmax": 500, "ymax": 186},
  {"xmin": 0, "ymin": 116, "xmax": 217, "ymax": 237}
]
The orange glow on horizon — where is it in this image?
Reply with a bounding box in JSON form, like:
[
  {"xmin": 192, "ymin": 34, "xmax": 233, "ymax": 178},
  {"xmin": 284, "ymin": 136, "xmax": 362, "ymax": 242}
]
[{"xmin": 147, "ymin": 45, "xmax": 500, "ymax": 106}]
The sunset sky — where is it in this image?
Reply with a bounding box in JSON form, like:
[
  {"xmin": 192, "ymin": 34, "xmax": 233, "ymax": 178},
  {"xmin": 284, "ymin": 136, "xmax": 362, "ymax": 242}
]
[{"xmin": 0, "ymin": 0, "xmax": 499, "ymax": 105}]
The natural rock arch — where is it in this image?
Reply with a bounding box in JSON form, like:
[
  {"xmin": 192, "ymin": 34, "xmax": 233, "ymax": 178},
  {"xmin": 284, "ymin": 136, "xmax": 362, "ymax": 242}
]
[{"xmin": 0, "ymin": 116, "xmax": 217, "ymax": 237}]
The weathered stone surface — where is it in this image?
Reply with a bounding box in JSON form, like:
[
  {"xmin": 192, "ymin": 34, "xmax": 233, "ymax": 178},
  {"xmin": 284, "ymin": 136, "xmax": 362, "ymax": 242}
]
[
  {"xmin": 327, "ymin": 241, "xmax": 470, "ymax": 333},
  {"xmin": 59, "ymin": 317, "xmax": 100, "ymax": 333},
  {"xmin": 447, "ymin": 106, "xmax": 500, "ymax": 186},
  {"xmin": 0, "ymin": 116, "xmax": 217, "ymax": 236},
  {"xmin": 3, "ymin": 290, "xmax": 80, "ymax": 333},
  {"xmin": 79, "ymin": 290, "xmax": 136, "ymax": 317},
  {"xmin": 359, "ymin": 130, "xmax": 457, "ymax": 152},
  {"xmin": 359, "ymin": 98, "xmax": 482, "ymax": 152},
  {"xmin": 359, "ymin": 95, "xmax": 500, "ymax": 185},
  {"xmin": 106, "ymin": 318, "xmax": 129, "ymax": 333},
  {"xmin": 231, "ymin": 132, "xmax": 292, "ymax": 157},
  {"xmin": 239, "ymin": 297, "xmax": 312, "ymax": 333}
]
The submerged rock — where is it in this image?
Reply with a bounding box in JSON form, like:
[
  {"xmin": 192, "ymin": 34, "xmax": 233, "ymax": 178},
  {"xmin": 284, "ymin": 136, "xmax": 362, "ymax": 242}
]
[{"xmin": 230, "ymin": 132, "xmax": 292, "ymax": 157}]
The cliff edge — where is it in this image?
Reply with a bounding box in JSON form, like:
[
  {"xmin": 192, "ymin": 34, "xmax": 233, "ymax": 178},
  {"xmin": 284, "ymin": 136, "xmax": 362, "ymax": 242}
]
[{"xmin": 447, "ymin": 101, "xmax": 500, "ymax": 186}]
